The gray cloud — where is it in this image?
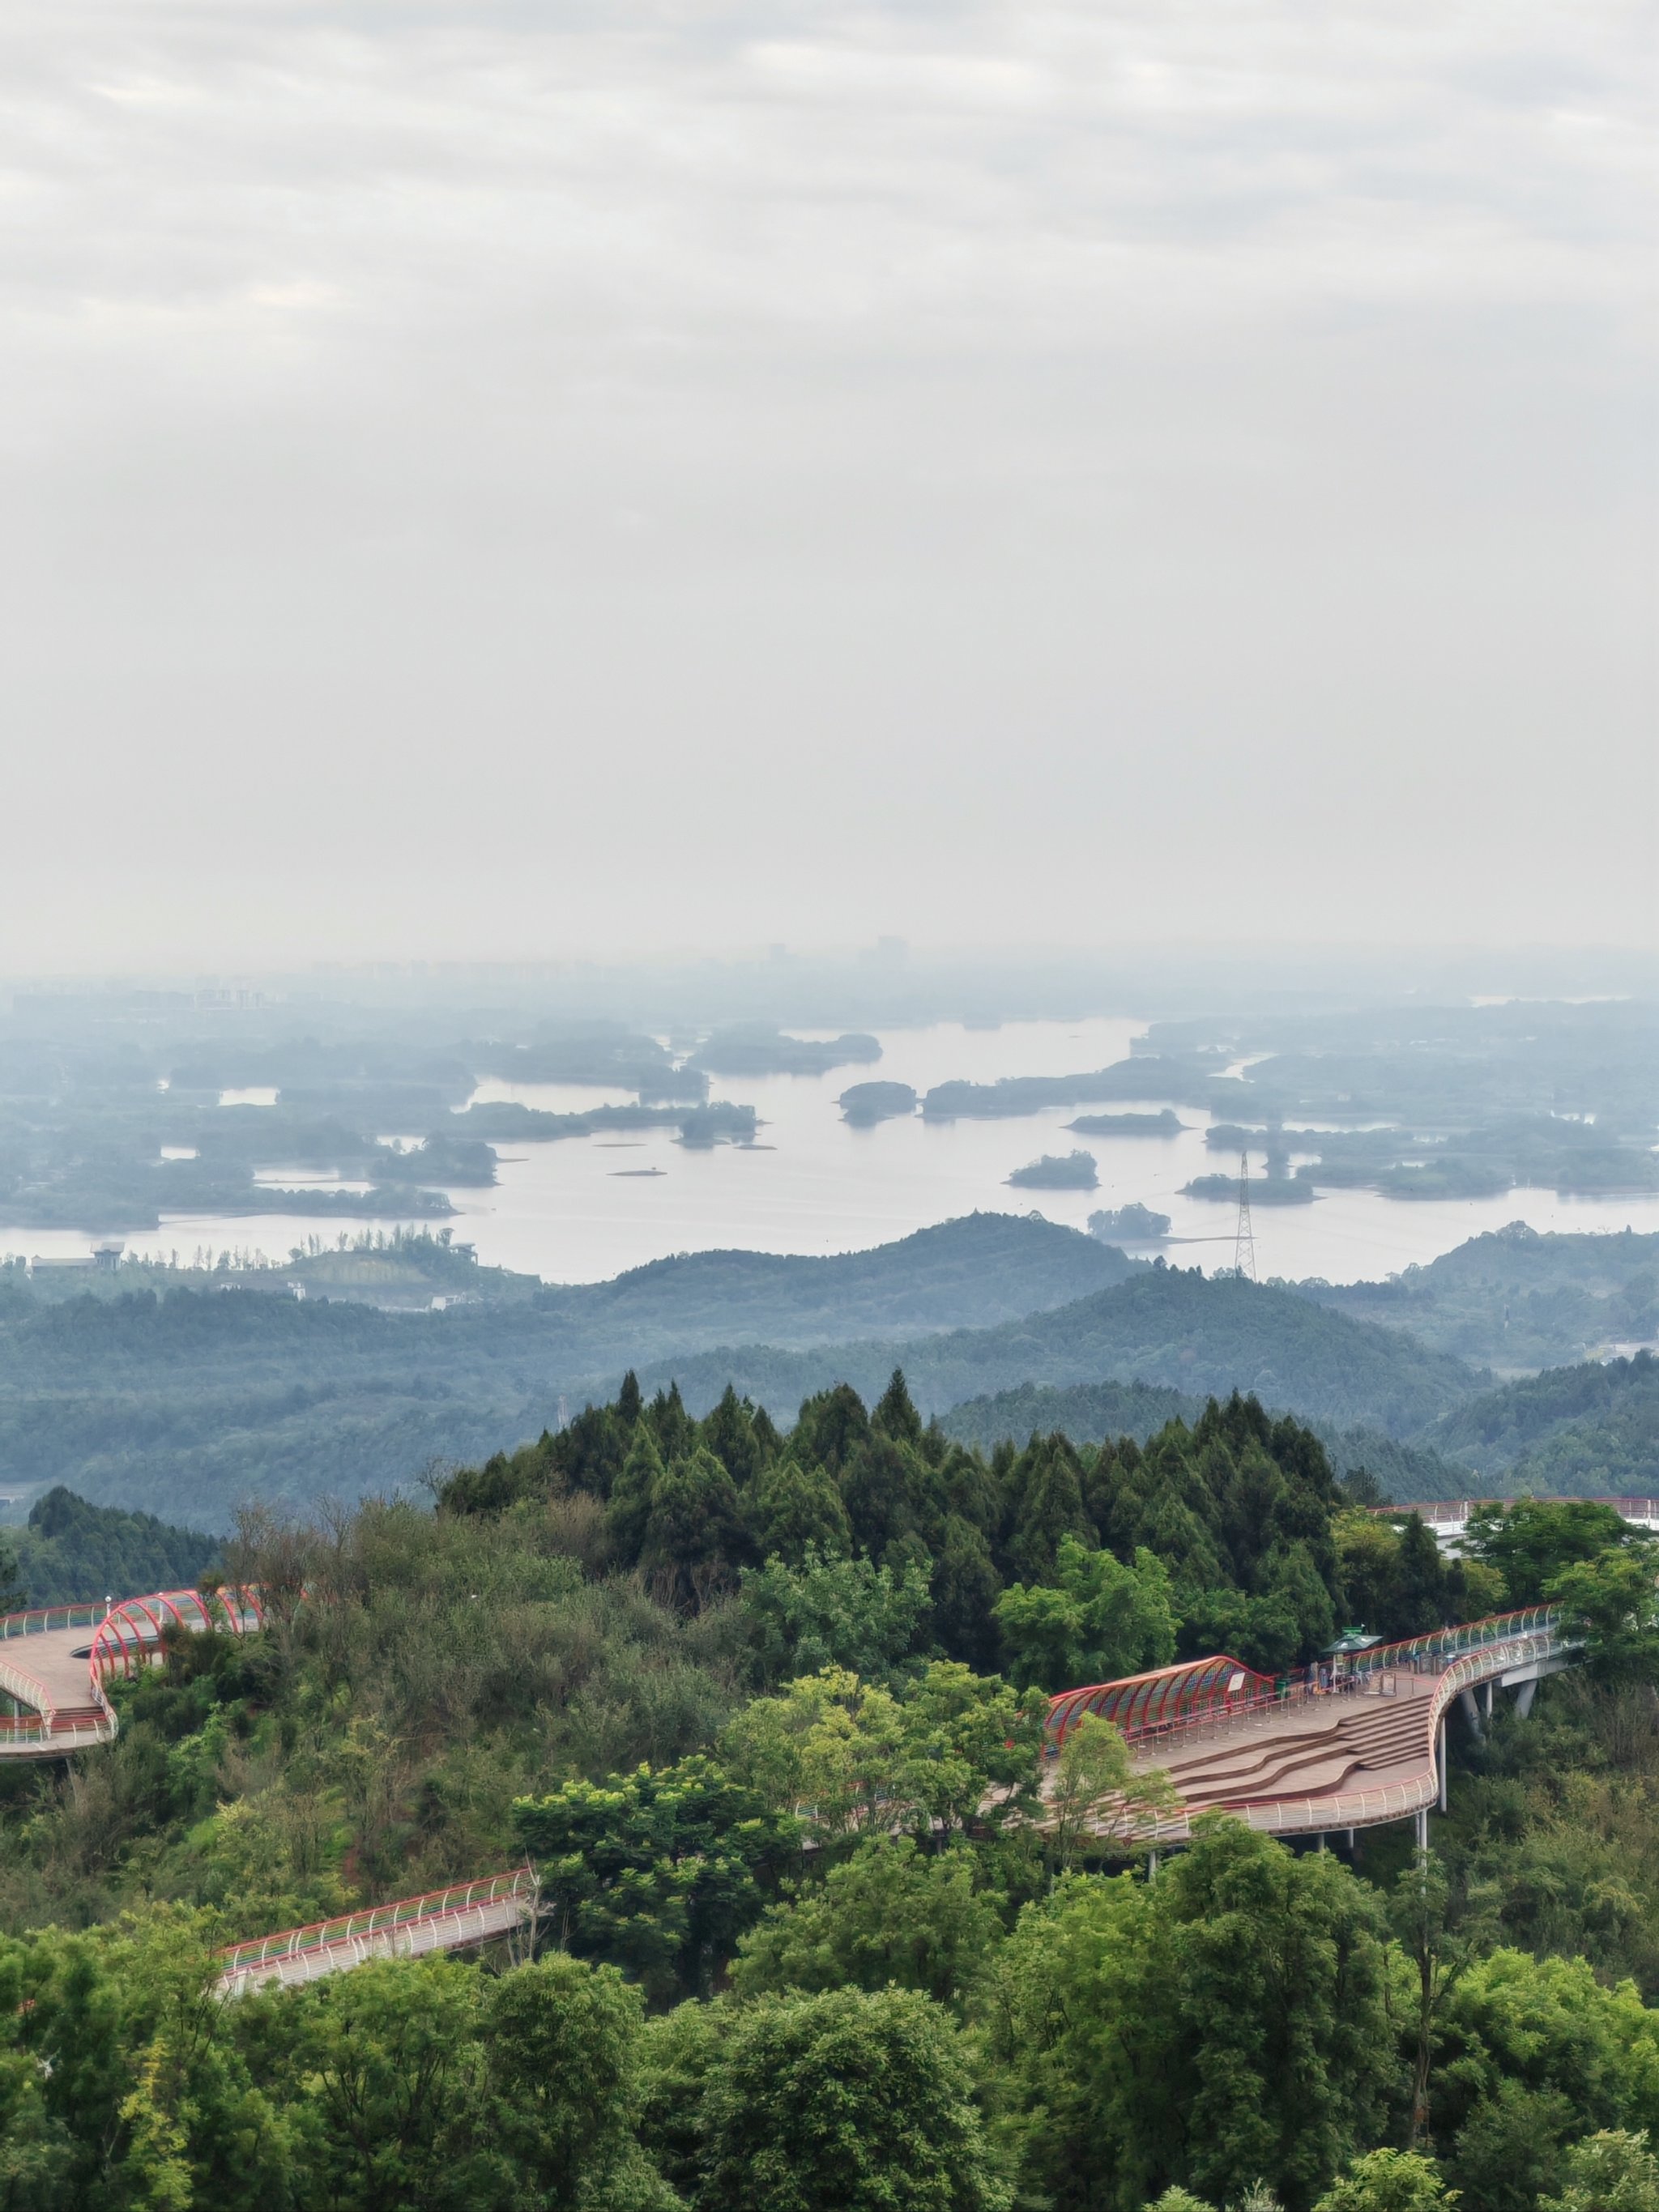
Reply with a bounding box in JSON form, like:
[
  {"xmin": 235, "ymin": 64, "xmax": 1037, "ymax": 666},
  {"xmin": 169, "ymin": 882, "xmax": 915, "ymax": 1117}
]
[{"xmin": 0, "ymin": 0, "xmax": 1652, "ymax": 965}]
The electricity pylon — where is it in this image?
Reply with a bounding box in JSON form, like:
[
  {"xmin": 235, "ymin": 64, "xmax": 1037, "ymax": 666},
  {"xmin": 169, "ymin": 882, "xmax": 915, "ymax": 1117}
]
[{"xmin": 1234, "ymin": 1149, "xmax": 1257, "ymax": 1282}]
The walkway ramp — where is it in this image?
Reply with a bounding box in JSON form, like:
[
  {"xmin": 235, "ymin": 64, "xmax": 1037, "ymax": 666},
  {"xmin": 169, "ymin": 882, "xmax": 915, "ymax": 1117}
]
[{"xmin": 215, "ymin": 1870, "xmax": 539, "ymax": 1998}]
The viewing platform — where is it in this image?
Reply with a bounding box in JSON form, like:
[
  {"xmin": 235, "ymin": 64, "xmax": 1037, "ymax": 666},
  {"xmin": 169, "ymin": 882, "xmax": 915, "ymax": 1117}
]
[{"xmin": 1045, "ymin": 1606, "xmax": 1577, "ymax": 1848}]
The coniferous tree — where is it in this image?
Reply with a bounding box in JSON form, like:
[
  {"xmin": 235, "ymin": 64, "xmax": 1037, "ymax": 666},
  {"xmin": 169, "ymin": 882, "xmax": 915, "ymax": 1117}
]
[
  {"xmin": 641, "ymin": 1446, "xmax": 750, "ymax": 1607},
  {"xmin": 872, "ymin": 1368, "xmax": 923, "ymax": 1447},
  {"xmin": 748, "ymin": 1451, "xmax": 854, "ymax": 1565},
  {"xmin": 608, "ymin": 1425, "xmax": 666, "ymax": 1566}
]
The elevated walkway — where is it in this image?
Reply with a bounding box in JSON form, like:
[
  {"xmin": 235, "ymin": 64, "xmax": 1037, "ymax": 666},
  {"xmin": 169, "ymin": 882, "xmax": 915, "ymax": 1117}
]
[
  {"xmin": 1046, "ymin": 1605, "xmax": 1577, "ymax": 1847},
  {"xmin": 0, "ymin": 1588, "xmax": 262, "ymax": 1758},
  {"xmin": 215, "ymin": 1869, "xmax": 540, "ymax": 1998},
  {"xmin": 1393, "ymin": 1497, "xmax": 1659, "ymax": 1551}
]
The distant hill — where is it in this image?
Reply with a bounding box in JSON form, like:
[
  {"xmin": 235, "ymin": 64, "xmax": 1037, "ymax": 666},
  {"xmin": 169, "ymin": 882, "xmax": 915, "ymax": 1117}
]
[
  {"xmin": 1422, "ymin": 1351, "xmax": 1659, "ymax": 1494},
  {"xmin": 0, "ymin": 1213, "xmax": 1141, "ymax": 1528},
  {"xmin": 8, "ymin": 1487, "xmax": 219, "ymax": 1607},
  {"xmin": 531, "ymin": 1211, "xmax": 1141, "ymax": 1350},
  {"xmin": 1295, "ymin": 1223, "xmax": 1659, "ymax": 1374},
  {"xmin": 934, "ymin": 1378, "xmax": 1469, "ymax": 1503},
  {"xmin": 635, "ymin": 1268, "xmax": 1485, "ymax": 1438}
]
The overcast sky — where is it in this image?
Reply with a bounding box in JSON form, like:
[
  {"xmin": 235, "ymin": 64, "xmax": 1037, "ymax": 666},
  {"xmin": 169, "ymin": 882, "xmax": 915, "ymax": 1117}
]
[{"xmin": 1, "ymin": 0, "xmax": 1653, "ymax": 971}]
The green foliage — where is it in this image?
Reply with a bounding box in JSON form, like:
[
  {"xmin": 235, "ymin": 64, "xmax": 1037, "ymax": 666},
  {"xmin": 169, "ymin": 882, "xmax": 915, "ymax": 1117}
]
[
  {"xmin": 1542, "ymin": 2131, "xmax": 1659, "ymax": 2212},
  {"xmin": 1312, "ymin": 2151, "xmax": 1455, "ymax": 2212},
  {"xmin": 512, "ymin": 1755, "xmax": 799, "ymax": 2006},
  {"xmin": 1430, "ymin": 1946, "xmax": 1659, "ymax": 2205},
  {"xmin": 1043, "ymin": 1712, "xmax": 1179, "ymax": 1871},
  {"xmin": 6, "ymin": 1362, "xmax": 1659, "ymax": 2210},
  {"xmin": 995, "ymin": 1536, "xmax": 1176, "ymax": 1693},
  {"xmin": 697, "ymin": 1986, "xmax": 1010, "ymax": 2212},
  {"xmin": 1546, "ymin": 1554, "xmax": 1659, "ymax": 1683},
  {"xmin": 982, "ymin": 1823, "xmax": 1393, "ymax": 2212},
  {"xmin": 1335, "ymin": 1513, "xmax": 1464, "ymax": 1642},
  {"xmin": 1464, "ymin": 1500, "xmax": 1638, "ymax": 1608},
  {"xmin": 731, "ymin": 1835, "xmax": 1007, "ymax": 2008},
  {"xmin": 721, "ymin": 1660, "xmax": 1043, "ymax": 1854},
  {"xmin": 739, "ymin": 1545, "xmax": 930, "ymax": 1684}
]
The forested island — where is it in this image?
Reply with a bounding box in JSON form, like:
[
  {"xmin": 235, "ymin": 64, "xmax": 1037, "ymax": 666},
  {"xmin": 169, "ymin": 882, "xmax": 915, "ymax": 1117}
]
[
  {"xmin": 1008, "ymin": 1149, "xmax": 1099, "ymax": 1190},
  {"xmin": 1068, "ymin": 1109, "xmax": 1185, "ymax": 1136}
]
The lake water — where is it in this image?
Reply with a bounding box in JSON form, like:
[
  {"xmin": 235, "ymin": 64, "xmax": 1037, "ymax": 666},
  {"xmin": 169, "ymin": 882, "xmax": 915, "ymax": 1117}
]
[{"xmin": 11, "ymin": 1016, "xmax": 1659, "ymax": 1286}]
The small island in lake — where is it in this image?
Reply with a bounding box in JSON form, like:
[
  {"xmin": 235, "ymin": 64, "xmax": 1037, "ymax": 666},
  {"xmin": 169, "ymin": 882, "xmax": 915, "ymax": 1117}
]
[
  {"xmin": 1068, "ymin": 1109, "xmax": 1184, "ymax": 1137},
  {"xmin": 1088, "ymin": 1202, "xmax": 1172, "ymax": 1241},
  {"xmin": 693, "ymin": 1026, "xmax": 881, "ymax": 1077},
  {"xmin": 1007, "ymin": 1149, "xmax": 1099, "ymax": 1191},
  {"xmin": 1183, "ymin": 1172, "xmax": 1315, "ymax": 1205},
  {"xmin": 838, "ymin": 1080, "xmax": 918, "ymax": 1125}
]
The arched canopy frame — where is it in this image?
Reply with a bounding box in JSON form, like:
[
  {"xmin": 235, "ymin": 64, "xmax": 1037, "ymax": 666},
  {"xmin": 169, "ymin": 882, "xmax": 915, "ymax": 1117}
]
[
  {"xmin": 89, "ymin": 1587, "xmax": 261, "ymax": 1682},
  {"xmin": 1047, "ymin": 1654, "xmax": 1275, "ymax": 1748}
]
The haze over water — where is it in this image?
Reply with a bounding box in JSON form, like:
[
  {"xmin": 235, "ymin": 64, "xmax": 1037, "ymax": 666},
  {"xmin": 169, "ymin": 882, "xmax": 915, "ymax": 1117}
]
[{"xmin": 9, "ymin": 1018, "xmax": 1659, "ymax": 1289}]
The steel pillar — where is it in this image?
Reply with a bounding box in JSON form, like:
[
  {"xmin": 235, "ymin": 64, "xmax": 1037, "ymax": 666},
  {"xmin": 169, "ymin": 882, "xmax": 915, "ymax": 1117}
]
[
  {"xmin": 1415, "ymin": 1805, "xmax": 1429, "ymax": 1850},
  {"xmin": 1458, "ymin": 1687, "xmax": 1483, "ymax": 1739},
  {"xmin": 1437, "ymin": 1717, "xmax": 1448, "ymax": 1812},
  {"xmin": 1515, "ymin": 1678, "xmax": 1537, "ymax": 1720}
]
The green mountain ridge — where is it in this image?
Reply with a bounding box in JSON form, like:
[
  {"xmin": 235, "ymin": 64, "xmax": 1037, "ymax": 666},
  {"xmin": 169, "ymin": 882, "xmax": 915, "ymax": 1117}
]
[{"xmin": 629, "ymin": 1268, "xmax": 1483, "ymax": 1438}]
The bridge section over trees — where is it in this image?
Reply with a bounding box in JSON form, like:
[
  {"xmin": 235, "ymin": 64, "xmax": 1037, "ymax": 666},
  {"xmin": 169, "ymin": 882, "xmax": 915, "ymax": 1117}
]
[{"xmin": 214, "ymin": 1869, "xmax": 540, "ymax": 1997}]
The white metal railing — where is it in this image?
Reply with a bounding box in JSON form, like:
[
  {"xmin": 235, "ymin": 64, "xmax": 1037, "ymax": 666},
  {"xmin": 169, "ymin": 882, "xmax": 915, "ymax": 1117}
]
[
  {"xmin": 215, "ymin": 1868, "xmax": 539, "ymax": 1997},
  {"xmin": 0, "ymin": 1605, "xmax": 104, "ymax": 1640},
  {"xmin": 0, "ymin": 1651, "xmax": 117, "ymax": 1751}
]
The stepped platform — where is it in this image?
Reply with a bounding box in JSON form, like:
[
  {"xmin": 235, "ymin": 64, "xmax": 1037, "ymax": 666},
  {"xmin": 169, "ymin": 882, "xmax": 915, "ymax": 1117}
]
[
  {"xmin": 1043, "ymin": 1609, "xmax": 1576, "ymax": 1845},
  {"xmin": 1132, "ymin": 1676, "xmax": 1437, "ymax": 1817}
]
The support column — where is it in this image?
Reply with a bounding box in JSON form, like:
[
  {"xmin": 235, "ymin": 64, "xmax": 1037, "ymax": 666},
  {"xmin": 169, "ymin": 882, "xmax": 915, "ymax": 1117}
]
[
  {"xmin": 1346, "ymin": 1828, "xmax": 1356, "ymax": 1852},
  {"xmin": 1147, "ymin": 1851, "xmax": 1158, "ymax": 1883},
  {"xmin": 1482, "ymin": 1681, "xmax": 1494, "ymax": 1721},
  {"xmin": 1438, "ymin": 1717, "xmax": 1448, "ymax": 1812},
  {"xmin": 1515, "ymin": 1678, "xmax": 1537, "ymax": 1720},
  {"xmin": 1415, "ymin": 1805, "xmax": 1429, "ymax": 1851},
  {"xmin": 1458, "ymin": 1687, "xmax": 1484, "ymax": 1739}
]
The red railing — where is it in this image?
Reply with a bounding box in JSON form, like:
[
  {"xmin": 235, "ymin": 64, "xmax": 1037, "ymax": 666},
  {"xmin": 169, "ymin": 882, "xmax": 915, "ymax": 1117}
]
[
  {"xmin": 0, "ymin": 1584, "xmax": 267, "ymax": 1757},
  {"xmin": 1045, "ymin": 1605, "xmax": 1570, "ymax": 1762},
  {"xmin": 1120, "ymin": 1622, "xmax": 1575, "ymax": 1844},
  {"xmin": 90, "ymin": 1586, "xmax": 263, "ymax": 1681}
]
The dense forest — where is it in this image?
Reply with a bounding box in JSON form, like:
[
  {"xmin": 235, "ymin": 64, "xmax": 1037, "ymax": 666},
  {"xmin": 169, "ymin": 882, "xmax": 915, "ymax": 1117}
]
[{"xmin": 2, "ymin": 1371, "xmax": 1658, "ymax": 2206}]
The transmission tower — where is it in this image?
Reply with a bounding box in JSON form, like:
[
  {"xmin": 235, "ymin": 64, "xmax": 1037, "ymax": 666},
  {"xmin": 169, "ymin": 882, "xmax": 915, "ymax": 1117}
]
[{"xmin": 1233, "ymin": 1149, "xmax": 1257, "ymax": 1282}]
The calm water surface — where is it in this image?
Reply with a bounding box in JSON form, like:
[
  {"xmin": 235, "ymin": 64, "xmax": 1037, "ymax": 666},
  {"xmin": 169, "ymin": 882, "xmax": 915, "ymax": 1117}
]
[{"xmin": 11, "ymin": 1017, "xmax": 1659, "ymax": 1285}]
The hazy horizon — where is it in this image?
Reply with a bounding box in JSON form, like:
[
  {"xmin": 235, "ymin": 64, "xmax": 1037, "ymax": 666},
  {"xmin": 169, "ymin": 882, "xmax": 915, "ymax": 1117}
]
[{"xmin": 2, "ymin": 0, "xmax": 1653, "ymax": 972}]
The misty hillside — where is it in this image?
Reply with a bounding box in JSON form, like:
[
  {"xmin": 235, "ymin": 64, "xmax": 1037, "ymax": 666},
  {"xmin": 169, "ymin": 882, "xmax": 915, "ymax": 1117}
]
[
  {"xmin": 1424, "ymin": 1351, "xmax": 1659, "ymax": 1494},
  {"xmin": 1299, "ymin": 1222, "xmax": 1659, "ymax": 1372},
  {"xmin": 634, "ymin": 1268, "xmax": 1484, "ymax": 1437},
  {"xmin": 530, "ymin": 1210, "xmax": 1141, "ymax": 1347}
]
